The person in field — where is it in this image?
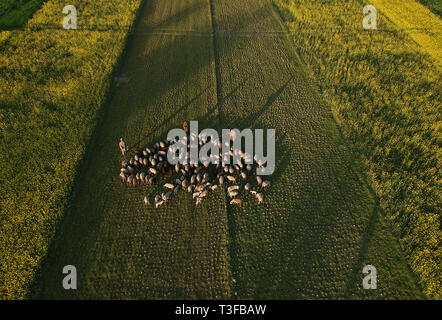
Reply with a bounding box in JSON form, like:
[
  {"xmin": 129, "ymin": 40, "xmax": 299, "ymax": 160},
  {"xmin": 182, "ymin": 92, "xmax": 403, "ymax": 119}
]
[
  {"xmin": 119, "ymin": 138, "xmax": 128, "ymax": 157},
  {"xmin": 183, "ymin": 120, "xmax": 189, "ymax": 135}
]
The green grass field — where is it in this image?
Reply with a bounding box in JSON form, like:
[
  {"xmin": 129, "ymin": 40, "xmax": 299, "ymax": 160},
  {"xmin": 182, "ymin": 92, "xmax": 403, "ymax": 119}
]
[
  {"xmin": 0, "ymin": 0, "xmax": 45, "ymax": 28},
  {"xmin": 0, "ymin": 0, "xmax": 439, "ymax": 299}
]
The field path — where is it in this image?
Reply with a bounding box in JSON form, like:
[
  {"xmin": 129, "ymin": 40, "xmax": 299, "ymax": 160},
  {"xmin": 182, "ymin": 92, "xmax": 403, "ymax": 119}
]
[{"xmin": 34, "ymin": 0, "xmax": 424, "ymax": 299}]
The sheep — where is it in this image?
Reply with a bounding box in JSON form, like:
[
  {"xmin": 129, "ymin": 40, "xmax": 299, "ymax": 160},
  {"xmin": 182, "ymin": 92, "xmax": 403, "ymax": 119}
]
[
  {"xmin": 228, "ymin": 190, "xmax": 239, "ymax": 198},
  {"xmin": 255, "ymin": 193, "xmax": 263, "ymax": 204},
  {"xmin": 199, "ymin": 190, "xmax": 208, "ymax": 198},
  {"xmin": 120, "ymin": 167, "xmax": 128, "ymax": 173},
  {"xmin": 119, "ymin": 136, "xmax": 272, "ymax": 208},
  {"xmin": 226, "ymin": 175, "xmax": 236, "ymax": 183},
  {"xmin": 230, "ymin": 199, "xmax": 242, "ymax": 206},
  {"xmin": 163, "ymin": 191, "xmax": 172, "ymax": 201}
]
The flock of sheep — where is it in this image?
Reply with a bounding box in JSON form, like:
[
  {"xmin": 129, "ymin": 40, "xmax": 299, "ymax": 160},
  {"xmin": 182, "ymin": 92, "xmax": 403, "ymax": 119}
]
[{"xmin": 119, "ymin": 137, "xmax": 271, "ymax": 208}]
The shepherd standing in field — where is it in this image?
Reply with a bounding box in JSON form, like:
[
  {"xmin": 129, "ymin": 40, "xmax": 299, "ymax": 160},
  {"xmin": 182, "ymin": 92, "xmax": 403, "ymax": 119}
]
[
  {"xmin": 183, "ymin": 120, "xmax": 189, "ymax": 135},
  {"xmin": 119, "ymin": 138, "xmax": 128, "ymax": 157}
]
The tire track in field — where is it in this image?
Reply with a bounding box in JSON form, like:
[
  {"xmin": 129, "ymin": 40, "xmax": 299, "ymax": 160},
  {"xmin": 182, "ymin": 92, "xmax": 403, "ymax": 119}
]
[{"xmin": 208, "ymin": 0, "xmax": 240, "ymax": 299}]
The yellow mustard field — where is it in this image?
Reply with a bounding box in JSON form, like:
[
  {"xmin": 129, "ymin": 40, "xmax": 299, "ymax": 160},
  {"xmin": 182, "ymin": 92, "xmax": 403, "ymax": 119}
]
[
  {"xmin": 371, "ymin": 0, "xmax": 442, "ymax": 70},
  {"xmin": 0, "ymin": 0, "xmax": 142, "ymax": 299}
]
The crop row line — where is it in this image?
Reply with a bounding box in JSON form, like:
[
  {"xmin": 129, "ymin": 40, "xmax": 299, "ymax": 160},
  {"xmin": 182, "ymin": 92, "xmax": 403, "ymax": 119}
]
[
  {"xmin": 208, "ymin": 0, "xmax": 240, "ymax": 300},
  {"xmin": 4, "ymin": 25, "xmax": 441, "ymax": 35}
]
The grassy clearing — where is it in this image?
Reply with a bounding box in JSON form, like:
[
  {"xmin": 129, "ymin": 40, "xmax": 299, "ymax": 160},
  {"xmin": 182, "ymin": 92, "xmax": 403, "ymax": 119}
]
[
  {"xmin": 0, "ymin": 0, "xmax": 142, "ymax": 299},
  {"xmin": 33, "ymin": 0, "xmax": 232, "ymax": 299},
  {"xmin": 211, "ymin": 0, "xmax": 424, "ymax": 299},
  {"xmin": 0, "ymin": 0, "xmax": 45, "ymax": 29},
  {"xmin": 273, "ymin": 0, "xmax": 441, "ymax": 298}
]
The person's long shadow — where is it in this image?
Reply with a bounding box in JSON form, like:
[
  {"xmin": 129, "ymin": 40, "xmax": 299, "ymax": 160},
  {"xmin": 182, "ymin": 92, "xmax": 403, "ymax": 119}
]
[
  {"xmin": 228, "ymin": 75, "xmax": 294, "ymax": 129},
  {"xmin": 130, "ymin": 86, "xmax": 211, "ymax": 151},
  {"xmin": 343, "ymin": 200, "xmax": 379, "ymax": 296}
]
